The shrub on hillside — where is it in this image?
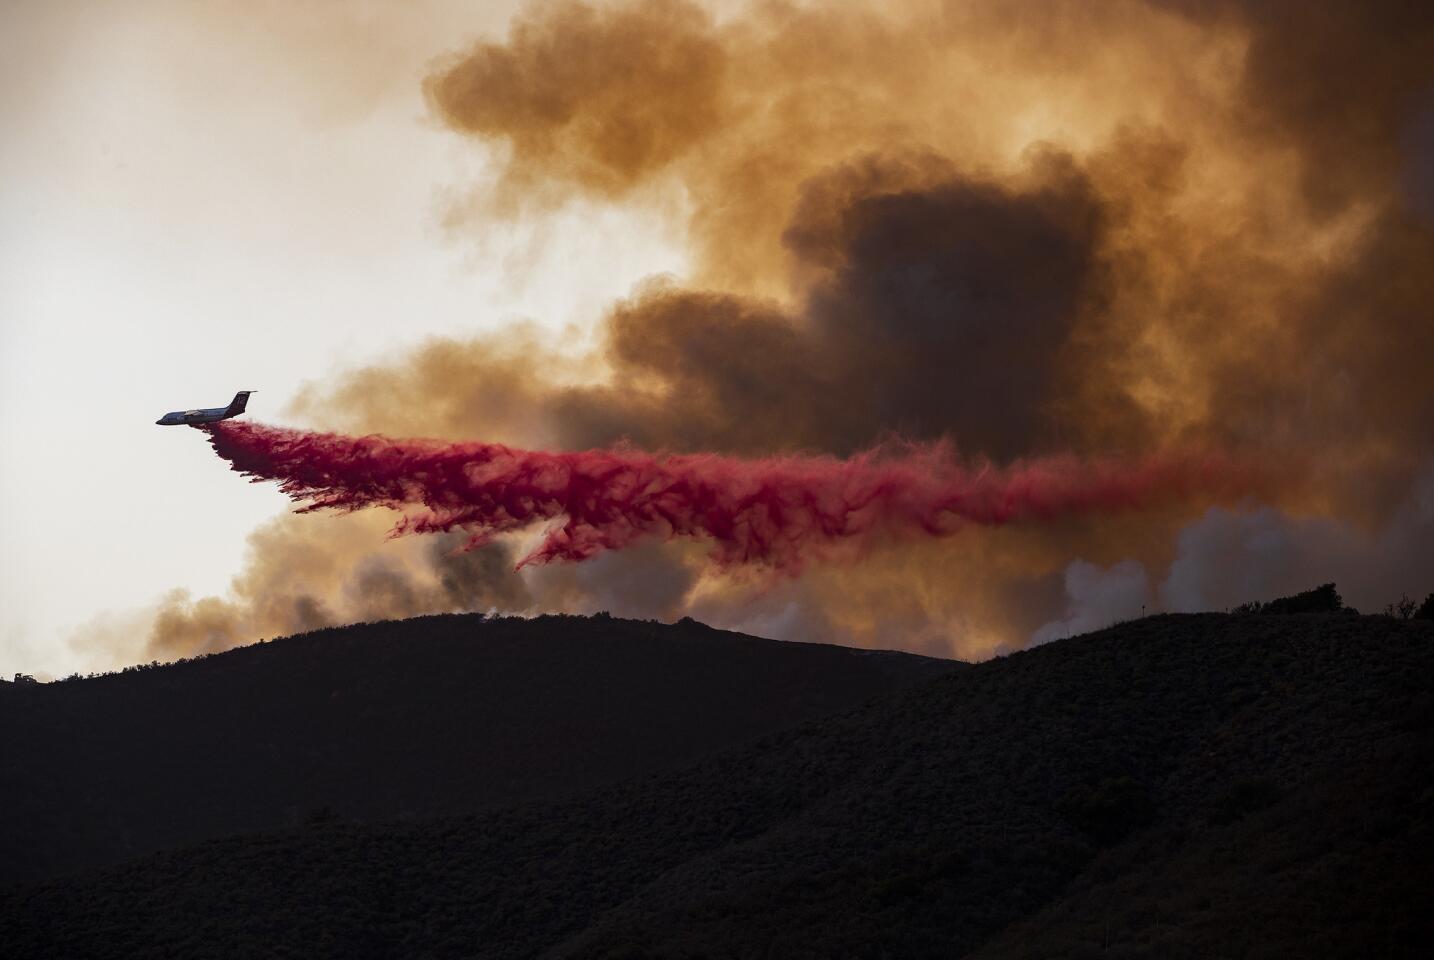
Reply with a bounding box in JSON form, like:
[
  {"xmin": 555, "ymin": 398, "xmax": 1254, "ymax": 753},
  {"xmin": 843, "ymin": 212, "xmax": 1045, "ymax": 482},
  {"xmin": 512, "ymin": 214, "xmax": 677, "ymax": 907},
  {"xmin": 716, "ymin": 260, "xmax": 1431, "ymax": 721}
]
[
  {"xmin": 1386, "ymin": 594, "xmax": 1418, "ymax": 619},
  {"xmin": 1057, "ymin": 776, "xmax": 1153, "ymax": 845},
  {"xmin": 1261, "ymin": 583, "xmax": 1344, "ymax": 615},
  {"xmin": 1416, "ymin": 594, "xmax": 1434, "ymax": 620},
  {"xmin": 1208, "ymin": 776, "xmax": 1281, "ymax": 826},
  {"xmin": 1234, "ymin": 583, "xmax": 1347, "ymax": 616}
]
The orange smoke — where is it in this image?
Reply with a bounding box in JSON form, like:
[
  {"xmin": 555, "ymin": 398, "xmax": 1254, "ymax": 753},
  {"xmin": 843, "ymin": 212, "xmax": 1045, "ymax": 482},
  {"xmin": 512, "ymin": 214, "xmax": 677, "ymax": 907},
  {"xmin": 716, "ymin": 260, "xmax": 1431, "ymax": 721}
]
[{"xmin": 142, "ymin": 0, "xmax": 1434, "ymax": 662}]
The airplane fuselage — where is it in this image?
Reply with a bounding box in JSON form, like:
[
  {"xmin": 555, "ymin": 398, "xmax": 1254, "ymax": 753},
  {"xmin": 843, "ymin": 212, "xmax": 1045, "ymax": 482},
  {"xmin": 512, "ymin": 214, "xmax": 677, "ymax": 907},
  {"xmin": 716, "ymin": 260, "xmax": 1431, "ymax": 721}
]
[
  {"xmin": 156, "ymin": 391, "xmax": 255, "ymax": 426},
  {"xmin": 155, "ymin": 407, "xmax": 233, "ymax": 426}
]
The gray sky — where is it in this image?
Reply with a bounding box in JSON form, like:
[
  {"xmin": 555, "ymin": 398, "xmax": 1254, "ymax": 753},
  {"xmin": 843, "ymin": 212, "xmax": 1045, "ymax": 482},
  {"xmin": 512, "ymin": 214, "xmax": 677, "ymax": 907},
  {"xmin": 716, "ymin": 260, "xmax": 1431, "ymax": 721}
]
[{"xmin": 0, "ymin": 0, "xmax": 686, "ymax": 676}]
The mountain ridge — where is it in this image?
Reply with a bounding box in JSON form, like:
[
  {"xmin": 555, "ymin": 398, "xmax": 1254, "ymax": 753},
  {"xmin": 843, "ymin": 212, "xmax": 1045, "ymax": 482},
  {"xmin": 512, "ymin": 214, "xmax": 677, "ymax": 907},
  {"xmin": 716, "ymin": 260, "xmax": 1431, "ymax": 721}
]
[
  {"xmin": 3, "ymin": 612, "xmax": 1429, "ymax": 957},
  {"xmin": 0, "ymin": 612, "xmax": 954, "ymax": 887}
]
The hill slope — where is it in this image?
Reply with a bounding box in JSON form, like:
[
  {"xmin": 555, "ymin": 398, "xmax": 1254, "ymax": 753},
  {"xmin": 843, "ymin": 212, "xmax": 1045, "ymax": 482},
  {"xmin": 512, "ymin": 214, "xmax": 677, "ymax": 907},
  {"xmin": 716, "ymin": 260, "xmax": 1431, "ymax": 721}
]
[
  {"xmin": 0, "ymin": 613, "xmax": 953, "ymax": 886},
  {"xmin": 3, "ymin": 613, "xmax": 1430, "ymax": 957}
]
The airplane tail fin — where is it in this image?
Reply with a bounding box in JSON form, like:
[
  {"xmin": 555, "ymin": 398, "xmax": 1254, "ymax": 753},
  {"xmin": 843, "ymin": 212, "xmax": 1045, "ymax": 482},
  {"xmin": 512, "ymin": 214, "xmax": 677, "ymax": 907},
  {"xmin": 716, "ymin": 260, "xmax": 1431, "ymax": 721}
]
[{"xmin": 224, "ymin": 391, "xmax": 255, "ymax": 417}]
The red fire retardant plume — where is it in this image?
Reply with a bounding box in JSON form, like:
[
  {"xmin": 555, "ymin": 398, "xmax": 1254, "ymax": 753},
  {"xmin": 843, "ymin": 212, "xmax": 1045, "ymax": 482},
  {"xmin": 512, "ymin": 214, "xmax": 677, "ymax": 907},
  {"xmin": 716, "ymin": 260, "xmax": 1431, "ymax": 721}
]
[{"xmin": 204, "ymin": 421, "xmax": 1265, "ymax": 572}]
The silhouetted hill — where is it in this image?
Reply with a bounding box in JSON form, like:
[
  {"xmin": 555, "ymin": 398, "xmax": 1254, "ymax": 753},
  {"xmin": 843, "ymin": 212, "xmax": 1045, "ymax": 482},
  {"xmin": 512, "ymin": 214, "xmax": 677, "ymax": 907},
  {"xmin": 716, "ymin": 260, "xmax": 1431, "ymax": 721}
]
[
  {"xmin": 0, "ymin": 613, "xmax": 953, "ymax": 886},
  {"xmin": 3, "ymin": 613, "xmax": 1429, "ymax": 958}
]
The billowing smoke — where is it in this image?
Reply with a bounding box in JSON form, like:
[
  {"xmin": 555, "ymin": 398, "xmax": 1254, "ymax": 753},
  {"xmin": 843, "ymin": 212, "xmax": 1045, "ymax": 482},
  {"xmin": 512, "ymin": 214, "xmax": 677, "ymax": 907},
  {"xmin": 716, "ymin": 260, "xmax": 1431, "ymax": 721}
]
[
  {"xmin": 141, "ymin": 513, "xmax": 535, "ymax": 661},
  {"xmin": 143, "ymin": 0, "xmax": 1434, "ymax": 661},
  {"xmin": 203, "ymin": 420, "xmax": 1267, "ymax": 571},
  {"xmin": 1161, "ymin": 461, "xmax": 1434, "ymax": 614},
  {"xmin": 1031, "ymin": 560, "xmax": 1151, "ymax": 647}
]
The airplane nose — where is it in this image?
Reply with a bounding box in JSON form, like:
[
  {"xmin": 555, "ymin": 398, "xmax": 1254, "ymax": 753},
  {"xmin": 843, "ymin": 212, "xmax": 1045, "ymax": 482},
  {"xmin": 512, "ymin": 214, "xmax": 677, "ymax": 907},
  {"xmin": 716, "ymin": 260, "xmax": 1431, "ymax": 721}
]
[{"xmin": 155, "ymin": 418, "xmax": 165, "ymax": 425}]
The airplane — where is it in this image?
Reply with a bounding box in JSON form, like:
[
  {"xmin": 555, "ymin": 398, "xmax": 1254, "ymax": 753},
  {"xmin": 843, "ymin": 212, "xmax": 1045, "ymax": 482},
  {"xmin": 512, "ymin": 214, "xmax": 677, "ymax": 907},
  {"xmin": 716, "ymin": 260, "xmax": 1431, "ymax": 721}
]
[{"xmin": 155, "ymin": 391, "xmax": 256, "ymax": 427}]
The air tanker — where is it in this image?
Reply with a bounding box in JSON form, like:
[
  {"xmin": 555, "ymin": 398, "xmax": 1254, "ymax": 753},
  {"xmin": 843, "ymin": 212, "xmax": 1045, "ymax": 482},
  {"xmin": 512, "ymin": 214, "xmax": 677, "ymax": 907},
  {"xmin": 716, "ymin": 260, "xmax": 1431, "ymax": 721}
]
[{"xmin": 155, "ymin": 391, "xmax": 255, "ymax": 427}]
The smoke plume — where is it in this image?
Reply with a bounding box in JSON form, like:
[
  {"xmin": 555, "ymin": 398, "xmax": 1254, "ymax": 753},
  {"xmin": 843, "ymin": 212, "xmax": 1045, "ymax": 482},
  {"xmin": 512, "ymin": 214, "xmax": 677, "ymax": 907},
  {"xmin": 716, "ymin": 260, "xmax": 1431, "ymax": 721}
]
[{"xmin": 139, "ymin": 0, "xmax": 1434, "ymax": 662}]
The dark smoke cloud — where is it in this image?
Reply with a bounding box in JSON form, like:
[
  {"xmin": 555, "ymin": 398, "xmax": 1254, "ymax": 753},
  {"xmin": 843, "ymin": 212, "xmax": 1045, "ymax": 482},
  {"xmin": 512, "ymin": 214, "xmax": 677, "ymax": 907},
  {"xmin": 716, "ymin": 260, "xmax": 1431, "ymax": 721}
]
[
  {"xmin": 1163, "ymin": 0, "xmax": 1434, "ymax": 214},
  {"xmin": 546, "ymin": 151, "xmax": 1105, "ymax": 460},
  {"xmin": 144, "ymin": 0, "xmax": 1434, "ymax": 662},
  {"xmin": 1405, "ymin": 94, "xmax": 1434, "ymax": 225}
]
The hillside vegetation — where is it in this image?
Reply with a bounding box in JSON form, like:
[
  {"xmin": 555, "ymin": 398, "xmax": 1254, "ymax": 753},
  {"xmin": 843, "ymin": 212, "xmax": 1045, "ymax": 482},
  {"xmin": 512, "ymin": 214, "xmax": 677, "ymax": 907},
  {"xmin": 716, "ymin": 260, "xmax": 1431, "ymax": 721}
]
[
  {"xmin": 0, "ymin": 613, "xmax": 951, "ymax": 886},
  {"xmin": 3, "ymin": 612, "xmax": 1430, "ymax": 958}
]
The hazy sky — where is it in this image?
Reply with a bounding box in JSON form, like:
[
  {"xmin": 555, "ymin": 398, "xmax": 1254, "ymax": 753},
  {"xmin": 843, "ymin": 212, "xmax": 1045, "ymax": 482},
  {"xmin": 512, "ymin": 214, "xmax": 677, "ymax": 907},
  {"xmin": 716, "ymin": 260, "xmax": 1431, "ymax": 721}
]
[{"xmin": 0, "ymin": 1, "xmax": 686, "ymax": 676}]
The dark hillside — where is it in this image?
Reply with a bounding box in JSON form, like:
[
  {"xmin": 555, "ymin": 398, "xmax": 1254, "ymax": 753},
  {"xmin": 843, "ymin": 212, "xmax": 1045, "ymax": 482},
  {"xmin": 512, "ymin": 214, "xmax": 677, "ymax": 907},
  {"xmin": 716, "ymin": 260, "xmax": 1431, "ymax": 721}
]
[
  {"xmin": 3, "ymin": 614, "xmax": 1429, "ymax": 958},
  {"xmin": 0, "ymin": 613, "xmax": 952, "ymax": 886}
]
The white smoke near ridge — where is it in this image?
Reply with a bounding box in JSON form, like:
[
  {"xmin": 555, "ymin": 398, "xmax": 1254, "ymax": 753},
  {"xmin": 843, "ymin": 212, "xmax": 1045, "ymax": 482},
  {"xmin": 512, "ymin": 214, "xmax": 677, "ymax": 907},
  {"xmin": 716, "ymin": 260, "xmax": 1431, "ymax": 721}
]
[
  {"xmin": 1032, "ymin": 559, "xmax": 1151, "ymax": 646},
  {"xmin": 1161, "ymin": 463, "xmax": 1434, "ymax": 614}
]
